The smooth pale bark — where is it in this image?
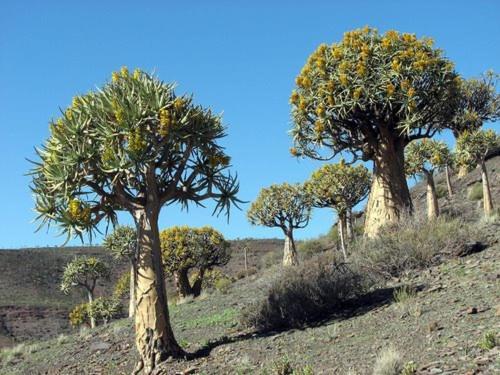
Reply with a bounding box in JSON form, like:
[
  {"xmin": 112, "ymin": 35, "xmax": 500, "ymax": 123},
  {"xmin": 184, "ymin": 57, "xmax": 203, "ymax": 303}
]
[
  {"xmin": 480, "ymin": 160, "xmax": 494, "ymax": 216},
  {"xmin": 458, "ymin": 165, "xmax": 469, "ymax": 178},
  {"xmin": 364, "ymin": 136, "xmax": 413, "ymax": 237},
  {"xmin": 129, "ymin": 260, "xmax": 136, "ymax": 318},
  {"xmin": 133, "ymin": 206, "xmax": 183, "ymax": 375},
  {"xmin": 87, "ymin": 290, "xmax": 96, "ymax": 329},
  {"xmin": 338, "ymin": 213, "xmax": 348, "ymax": 261},
  {"xmin": 424, "ymin": 170, "xmax": 439, "ymax": 220},
  {"xmin": 282, "ymin": 230, "xmax": 299, "ymax": 266},
  {"xmin": 445, "ymin": 165, "xmax": 454, "ymax": 198},
  {"xmin": 345, "ymin": 209, "xmax": 354, "ymax": 241}
]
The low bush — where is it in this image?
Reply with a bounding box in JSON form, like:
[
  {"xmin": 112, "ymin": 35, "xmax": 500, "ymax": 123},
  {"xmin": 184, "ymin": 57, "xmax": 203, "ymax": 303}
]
[
  {"xmin": 234, "ymin": 267, "xmax": 258, "ymax": 280},
  {"xmin": 69, "ymin": 303, "xmax": 89, "ymax": 328},
  {"xmin": 478, "ymin": 331, "xmax": 497, "ymax": 350},
  {"xmin": 241, "ymin": 253, "xmax": 373, "ymax": 332},
  {"xmin": 372, "ymin": 346, "xmax": 403, "ymax": 375},
  {"xmin": 298, "ymin": 239, "xmax": 327, "ymax": 259},
  {"xmin": 468, "ymin": 182, "xmax": 483, "ymax": 201},
  {"xmin": 214, "ymin": 276, "xmax": 232, "ymax": 293},
  {"xmin": 351, "ymin": 217, "xmax": 480, "ymax": 279},
  {"xmin": 69, "ymin": 297, "xmax": 122, "ymax": 327},
  {"xmin": 435, "ymin": 184, "xmax": 447, "ymax": 199},
  {"xmin": 261, "ymin": 250, "xmax": 282, "ymax": 268}
]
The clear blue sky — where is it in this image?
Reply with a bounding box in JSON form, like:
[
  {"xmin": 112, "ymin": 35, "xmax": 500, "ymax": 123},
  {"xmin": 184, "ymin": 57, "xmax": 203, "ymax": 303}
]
[{"xmin": 0, "ymin": 1, "xmax": 499, "ymax": 248}]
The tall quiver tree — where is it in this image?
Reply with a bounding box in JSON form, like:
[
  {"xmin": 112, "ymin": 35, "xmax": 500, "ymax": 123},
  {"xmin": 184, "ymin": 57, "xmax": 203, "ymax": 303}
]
[
  {"xmin": 104, "ymin": 226, "xmax": 137, "ymax": 318},
  {"xmin": 29, "ymin": 68, "xmax": 240, "ymax": 374},
  {"xmin": 160, "ymin": 226, "xmax": 230, "ymax": 298},
  {"xmin": 60, "ymin": 256, "xmax": 110, "ymax": 328},
  {"xmin": 290, "ymin": 27, "xmax": 460, "ymax": 236},
  {"xmin": 456, "ymin": 129, "xmax": 499, "ymax": 216},
  {"xmin": 305, "ymin": 162, "xmax": 371, "ymax": 259},
  {"xmin": 405, "ymin": 140, "xmax": 451, "ymax": 220},
  {"xmin": 247, "ymin": 183, "xmax": 311, "ymax": 266}
]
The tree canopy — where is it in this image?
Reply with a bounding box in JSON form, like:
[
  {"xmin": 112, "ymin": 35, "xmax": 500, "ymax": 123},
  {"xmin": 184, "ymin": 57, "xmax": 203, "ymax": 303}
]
[
  {"xmin": 30, "ymin": 68, "xmax": 240, "ymax": 241},
  {"xmin": 405, "ymin": 139, "xmax": 452, "ymax": 177},
  {"xmin": 448, "ymin": 72, "xmax": 500, "ymax": 138},
  {"xmin": 455, "ymin": 129, "xmax": 499, "ymax": 168},
  {"xmin": 305, "ymin": 161, "xmax": 371, "ymax": 215},
  {"xmin": 60, "ymin": 256, "xmax": 110, "ymax": 295},
  {"xmin": 247, "ymin": 183, "xmax": 312, "ymax": 231},
  {"xmin": 289, "ymin": 27, "xmax": 460, "ymax": 161},
  {"xmin": 160, "ymin": 226, "xmax": 230, "ymax": 275},
  {"xmin": 103, "ymin": 225, "xmax": 137, "ymax": 259}
]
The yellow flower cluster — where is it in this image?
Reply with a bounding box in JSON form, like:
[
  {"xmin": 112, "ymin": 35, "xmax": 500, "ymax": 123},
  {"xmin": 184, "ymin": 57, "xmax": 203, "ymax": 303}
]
[
  {"xmin": 159, "ymin": 108, "xmax": 172, "ymax": 137},
  {"xmin": 314, "ymin": 119, "xmax": 325, "ymax": 133},
  {"xmin": 112, "ymin": 72, "xmax": 120, "ymax": 83},
  {"xmin": 339, "ymin": 73, "xmax": 349, "ymax": 87},
  {"xmin": 209, "ymin": 153, "xmax": 231, "ymax": 168},
  {"xmin": 386, "ymin": 83, "xmax": 395, "ymax": 96},
  {"xmin": 356, "ymin": 61, "xmax": 367, "ymax": 77},
  {"xmin": 290, "ymin": 147, "xmax": 298, "ymax": 157},
  {"xmin": 65, "ymin": 109, "xmax": 73, "ymax": 121},
  {"xmin": 102, "ymin": 145, "xmax": 115, "ymax": 164},
  {"xmin": 121, "ymin": 66, "xmax": 129, "ymax": 77},
  {"xmin": 174, "ymin": 97, "xmax": 185, "ymax": 112},
  {"xmin": 391, "ymin": 59, "xmax": 402, "ymax": 73},
  {"xmin": 290, "ymin": 91, "xmax": 300, "ymax": 105},
  {"xmin": 68, "ymin": 199, "xmax": 91, "ymax": 224},
  {"xmin": 133, "ymin": 68, "xmax": 141, "ymax": 80},
  {"xmin": 72, "ymin": 96, "xmax": 80, "ymax": 109},
  {"xmin": 128, "ymin": 128, "xmax": 147, "ymax": 154},
  {"xmin": 353, "ymin": 87, "xmax": 363, "ymax": 100},
  {"xmin": 111, "ymin": 99, "xmax": 124, "ymax": 125},
  {"xmin": 315, "ymin": 104, "xmax": 325, "ymax": 117}
]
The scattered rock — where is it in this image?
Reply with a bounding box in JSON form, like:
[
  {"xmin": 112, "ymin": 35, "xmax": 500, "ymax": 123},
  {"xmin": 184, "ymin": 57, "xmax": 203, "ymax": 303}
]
[
  {"xmin": 466, "ymin": 307, "xmax": 478, "ymax": 314},
  {"xmin": 90, "ymin": 341, "xmax": 111, "ymax": 352}
]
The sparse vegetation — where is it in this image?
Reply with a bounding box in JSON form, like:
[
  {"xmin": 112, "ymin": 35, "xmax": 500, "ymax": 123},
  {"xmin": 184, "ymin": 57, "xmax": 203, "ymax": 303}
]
[
  {"xmin": 372, "ymin": 346, "xmax": 403, "ymax": 375},
  {"xmin": 351, "ymin": 216, "xmax": 479, "ymax": 279},
  {"xmin": 241, "ymin": 253, "xmax": 373, "ymax": 331},
  {"xmin": 468, "ymin": 182, "xmax": 484, "ymax": 201},
  {"xmin": 478, "ymin": 331, "xmax": 497, "ymax": 350}
]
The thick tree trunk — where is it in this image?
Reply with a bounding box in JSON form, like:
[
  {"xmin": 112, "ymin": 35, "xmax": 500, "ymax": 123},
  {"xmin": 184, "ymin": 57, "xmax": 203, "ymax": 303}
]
[
  {"xmin": 364, "ymin": 137, "xmax": 413, "ymax": 237},
  {"xmin": 191, "ymin": 268, "xmax": 205, "ymax": 297},
  {"xmin": 445, "ymin": 165, "xmax": 453, "ymax": 198},
  {"xmin": 480, "ymin": 160, "xmax": 494, "ymax": 216},
  {"xmin": 282, "ymin": 229, "xmax": 299, "ymax": 266},
  {"xmin": 133, "ymin": 207, "xmax": 183, "ymax": 374},
  {"xmin": 87, "ymin": 290, "xmax": 96, "ymax": 329},
  {"xmin": 173, "ymin": 269, "xmax": 193, "ymax": 299},
  {"xmin": 424, "ymin": 170, "xmax": 439, "ymax": 220},
  {"xmin": 338, "ymin": 213, "xmax": 348, "ymax": 261},
  {"xmin": 129, "ymin": 260, "xmax": 136, "ymax": 318}
]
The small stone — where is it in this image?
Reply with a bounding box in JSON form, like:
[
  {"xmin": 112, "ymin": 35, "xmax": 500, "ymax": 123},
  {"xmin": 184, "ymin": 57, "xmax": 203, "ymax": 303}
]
[
  {"xmin": 429, "ymin": 368, "xmax": 443, "ymax": 374},
  {"xmin": 90, "ymin": 341, "xmax": 111, "ymax": 351}
]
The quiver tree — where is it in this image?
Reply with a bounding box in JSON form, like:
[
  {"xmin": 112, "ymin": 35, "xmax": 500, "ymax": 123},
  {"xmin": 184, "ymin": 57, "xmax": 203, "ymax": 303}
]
[
  {"xmin": 30, "ymin": 68, "xmax": 241, "ymax": 374},
  {"xmin": 405, "ymin": 140, "xmax": 452, "ymax": 219},
  {"xmin": 160, "ymin": 226, "xmax": 230, "ymax": 298},
  {"xmin": 448, "ymin": 72, "xmax": 500, "ymax": 177},
  {"xmin": 104, "ymin": 225, "xmax": 138, "ymax": 318},
  {"xmin": 456, "ymin": 129, "xmax": 499, "ymax": 216},
  {"xmin": 247, "ymin": 183, "xmax": 311, "ymax": 266},
  {"xmin": 305, "ymin": 161, "xmax": 371, "ymax": 259},
  {"xmin": 289, "ymin": 27, "xmax": 460, "ymax": 236},
  {"xmin": 60, "ymin": 256, "xmax": 110, "ymax": 328}
]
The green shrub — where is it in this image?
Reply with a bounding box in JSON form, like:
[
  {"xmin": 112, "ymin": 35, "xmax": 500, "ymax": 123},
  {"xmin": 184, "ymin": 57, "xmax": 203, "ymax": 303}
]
[
  {"xmin": 241, "ymin": 253, "xmax": 373, "ymax": 332},
  {"xmin": 393, "ymin": 285, "xmax": 417, "ymax": 304},
  {"xmin": 435, "ymin": 184, "xmax": 447, "ymax": 199},
  {"xmin": 69, "ymin": 303, "xmax": 90, "ymax": 328},
  {"xmin": 298, "ymin": 239, "xmax": 326, "ymax": 259},
  {"xmin": 478, "ymin": 331, "xmax": 497, "ymax": 350},
  {"xmin": 468, "ymin": 183, "xmax": 483, "ymax": 201},
  {"xmin": 401, "ymin": 361, "xmax": 417, "ymax": 375},
  {"xmin": 113, "ymin": 271, "xmax": 130, "ymax": 300},
  {"xmin": 235, "ymin": 267, "xmax": 258, "ymax": 280},
  {"xmin": 88, "ymin": 297, "xmax": 123, "ymax": 325},
  {"xmin": 262, "ymin": 356, "xmax": 314, "ymax": 375},
  {"xmin": 201, "ymin": 269, "xmax": 233, "ymax": 291},
  {"xmin": 352, "ymin": 217, "xmax": 480, "ymax": 279},
  {"xmin": 214, "ymin": 277, "xmax": 232, "ymax": 293}
]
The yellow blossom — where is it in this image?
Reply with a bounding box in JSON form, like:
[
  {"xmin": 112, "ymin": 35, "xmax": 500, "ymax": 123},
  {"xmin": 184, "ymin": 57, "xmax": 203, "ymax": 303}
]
[
  {"xmin": 112, "ymin": 72, "xmax": 120, "ymax": 82},
  {"xmin": 332, "ymin": 46, "xmax": 343, "ymax": 59},
  {"xmin": 174, "ymin": 97, "xmax": 184, "ymax": 111},
  {"xmin": 290, "ymin": 91, "xmax": 300, "ymax": 105},
  {"xmin": 65, "ymin": 109, "xmax": 73, "ymax": 121},
  {"xmin": 316, "ymin": 104, "xmax": 326, "ymax": 117},
  {"xmin": 290, "ymin": 147, "xmax": 298, "ymax": 157},
  {"xmin": 121, "ymin": 66, "xmax": 129, "ymax": 77},
  {"xmin": 391, "ymin": 59, "xmax": 401, "ymax": 72},
  {"xmin": 327, "ymin": 95, "xmax": 335, "ymax": 106},
  {"xmin": 133, "ymin": 69, "xmax": 141, "ymax": 80},
  {"xmin": 356, "ymin": 62, "xmax": 367, "ymax": 77},
  {"xmin": 407, "ymin": 87, "xmax": 416, "ymax": 97},
  {"xmin": 400, "ymin": 80, "xmax": 410, "ymax": 91},
  {"xmin": 72, "ymin": 96, "xmax": 80, "ymax": 108},
  {"xmin": 314, "ymin": 119, "xmax": 325, "ymax": 133},
  {"xmin": 339, "ymin": 73, "xmax": 349, "ymax": 86},
  {"xmin": 353, "ymin": 87, "xmax": 363, "ymax": 100},
  {"xmin": 386, "ymin": 83, "xmax": 395, "ymax": 96}
]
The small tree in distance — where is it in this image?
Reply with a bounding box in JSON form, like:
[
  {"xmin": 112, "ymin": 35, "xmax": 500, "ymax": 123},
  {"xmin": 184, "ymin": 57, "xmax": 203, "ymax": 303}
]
[
  {"xmin": 447, "ymin": 72, "xmax": 500, "ymax": 177},
  {"xmin": 305, "ymin": 161, "xmax": 371, "ymax": 259},
  {"xmin": 290, "ymin": 27, "xmax": 460, "ymax": 236},
  {"xmin": 60, "ymin": 256, "xmax": 110, "ymax": 328},
  {"xmin": 456, "ymin": 129, "xmax": 498, "ymax": 216},
  {"xmin": 104, "ymin": 225, "xmax": 137, "ymax": 318},
  {"xmin": 30, "ymin": 67, "xmax": 241, "ymax": 373},
  {"xmin": 160, "ymin": 226, "xmax": 231, "ymax": 298},
  {"xmin": 247, "ymin": 183, "xmax": 312, "ymax": 266},
  {"xmin": 405, "ymin": 140, "xmax": 452, "ymax": 220}
]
